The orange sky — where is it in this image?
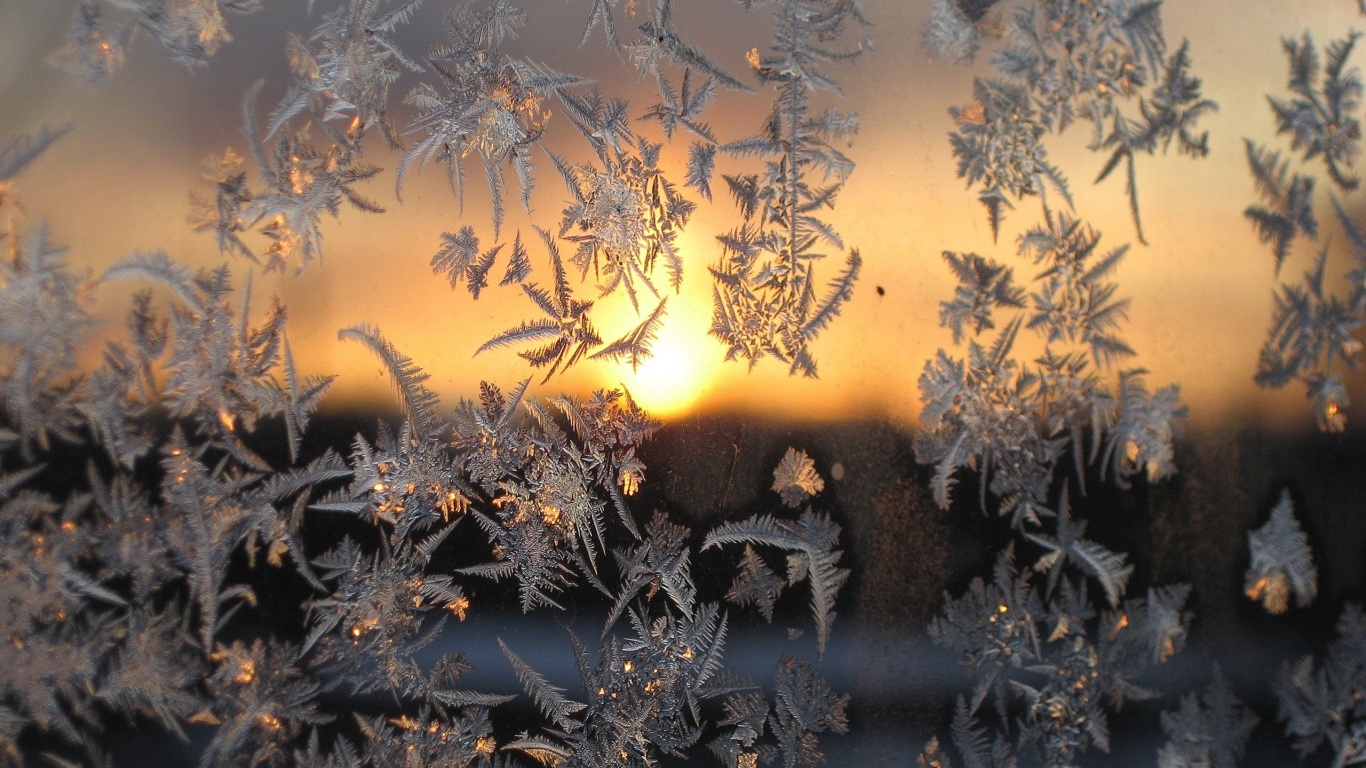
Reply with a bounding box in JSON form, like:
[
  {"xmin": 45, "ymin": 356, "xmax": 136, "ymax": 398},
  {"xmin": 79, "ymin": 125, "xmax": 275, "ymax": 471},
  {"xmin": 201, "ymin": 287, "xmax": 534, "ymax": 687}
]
[{"xmin": 1, "ymin": 0, "xmax": 1363, "ymax": 430}]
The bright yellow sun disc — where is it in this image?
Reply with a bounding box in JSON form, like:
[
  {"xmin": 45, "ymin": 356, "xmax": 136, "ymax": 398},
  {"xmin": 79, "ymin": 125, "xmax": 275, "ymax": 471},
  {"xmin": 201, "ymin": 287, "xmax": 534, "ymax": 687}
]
[{"xmin": 617, "ymin": 326, "xmax": 713, "ymax": 417}]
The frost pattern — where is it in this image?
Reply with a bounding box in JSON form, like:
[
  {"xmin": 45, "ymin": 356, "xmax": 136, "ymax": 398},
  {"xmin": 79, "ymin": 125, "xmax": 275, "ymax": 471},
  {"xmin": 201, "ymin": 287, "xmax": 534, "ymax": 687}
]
[
  {"xmin": 771, "ymin": 447, "xmax": 825, "ymax": 508},
  {"xmin": 0, "ymin": 115, "xmax": 854, "ymax": 768},
  {"xmin": 1245, "ymin": 489, "xmax": 1318, "ymax": 614},
  {"xmin": 936, "ymin": 0, "xmax": 1215, "ymax": 242},
  {"xmin": 1248, "ymin": 32, "xmax": 1366, "ymax": 431}
]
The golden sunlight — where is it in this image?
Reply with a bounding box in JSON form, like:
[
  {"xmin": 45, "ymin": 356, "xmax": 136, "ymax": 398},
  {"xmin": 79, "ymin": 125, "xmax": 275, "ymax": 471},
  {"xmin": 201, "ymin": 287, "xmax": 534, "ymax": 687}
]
[
  {"xmin": 609, "ymin": 299, "xmax": 717, "ymax": 417},
  {"xmin": 3, "ymin": 0, "xmax": 1355, "ymax": 430}
]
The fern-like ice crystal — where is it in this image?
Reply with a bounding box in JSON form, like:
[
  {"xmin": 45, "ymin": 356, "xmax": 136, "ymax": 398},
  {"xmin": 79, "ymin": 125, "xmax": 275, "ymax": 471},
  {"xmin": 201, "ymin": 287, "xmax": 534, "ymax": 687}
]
[{"xmin": 1245, "ymin": 489, "xmax": 1318, "ymax": 614}]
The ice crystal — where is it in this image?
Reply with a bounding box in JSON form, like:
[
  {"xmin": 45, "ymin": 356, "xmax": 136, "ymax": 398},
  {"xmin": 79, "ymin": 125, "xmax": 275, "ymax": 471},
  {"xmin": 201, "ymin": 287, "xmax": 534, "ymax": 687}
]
[
  {"xmin": 930, "ymin": 545, "xmax": 1044, "ymax": 714},
  {"xmin": 1271, "ymin": 33, "xmax": 1363, "ymax": 191},
  {"xmin": 771, "ymin": 447, "xmax": 824, "ymax": 508},
  {"xmin": 920, "ymin": 11, "xmax": 1214, "ymax": 755},
  {"xmin": 430, "ymin": 225, "xmax": 504, "ymax": 298},
  {"xmin": 924, "ymin": 0, "xmax": 987, "ymax": 65},
  {"xmin": 918, "ymin": 210, "xmax": 1183, "ymax": 524},
  {"xmin": 104, "ymin": 255, "xmax": 333, "ymax": 458},
  {"xmin": 939, "ymin": 250, "xmax": 1025, "ymax": 344},
  {"xmin": 624, "ymin": 0, "xmax": 748, "ymax": 93},
  {"xmin": 1248, "ymin": 31, "xmax": 1366, "ymax": 431},
  {"xmin": 201, "ymin": 640, "xmax": 327, "ymax": 768},
  {"xmin": 550, "ymin": 387, "xmax": 660, "ymax": 509},
  {"xmin": 1020, "ymin": 209, "xmax": 1135, "ymax": 367},
  {"xmin": 1275, "ymin": 605, "xmax": 1366, "ymax": 764},
  {"xmin": 705, "ymin": 508, "xmax": 849, "ymax": 657},
  {"xmin": 1255, "ymin": 242, "xmax": 1361, "ymax": 432},
  {"xmin": 338, "ymin": 324, "xmax": 443, "ymax": 440},
  {"xmin": 768, "ymin": 656, "xmax": 850, "ymax": 768},
  {"xmin": 498, "ymin": 605, "xmax": 841, "ymax": 768},
  {"xmin": 59, "ymin": 0, "xmax": 261, "ymax": 76},
  {"xmin": 48, "ymin": 2, "xmax": 133, "ymax": 85},
  {"xmin": 190, "ymin": 88, "xmax": 387, "ymax": 271},
  {"xmin": 1245, "ymin": 489, "xmax": 1317, "ymax": 614},
  {"xmin": 1244, "ymin": 140, "xmax": 1318, "ymax": 273},
  {"xmin": 0, "ymin": 224, "xmax": 97, "ymax": 458},
  {"xmin": 1098, "ymin": 368, "xmax": 1185, "ymax": 486},
  {"xmin": 399, "ymin": 1, "xmax": 584, "ymax": 236},
  {"xmin": 477, "ymin": 228, "xmax": 603, "ymax": 382},
  {"xmin": 1023, "ymin": 490, "xmax": 1133, "ymax": 608},
  {"xmin": 552, "ymin": 133, "xmax": 695, "ymax": 306},
  {"xmin": 1158, "ymin": 665, "xmax": 1259, "ymax": 768},
  {"xmin": 309, "ymin": 534, "xmax": 468, "ymax": 696},
  {"xmin": 137, "ymin": 0, "xmax": 260, "ymax": 64},
  {"xmin": 606, "ymin": 510, "xmax": 696, "ymax": 629},
  {"xmin": 923, "ymin": 699, "xmax": 1018, "ymax": 768},
  {"xmin": 708, "ymin": 0, "xmax": 866, "ymax": 377},
  {"xmin": 930, "ymin": 544, "xmax": 1191, "ymax": 765},
  {"xmin": 189, "ymin": 149, "xmax": 255, "ymax": 262},
  {"xmin": 1016, "ymin": 634, "xmax": 1114, "ymax": 768},
  {"xmin": 643, "ymin": 66, "xmax": 718, "ymax": 143},
  {"xmin": 354, "ymin": 705, "xmax": 497, "ymax": 768},
  {"xmin": 915, "ymin": 321, "xmax": 1056, "ymax": 526},
  {"xmin": 244, "ymin": 86, "xmax": 386, "ymax": 271},
  {"xmin": 940, "ymin": 0, "xmax": 1214, "ymax": 241},
  {"xmin": 1092, "ymin": 40, "xmax": 1216, "ymax": 243},
  {"xmin": 22, "ymin": 3, "xmax": 1360, "ymax": 767},
  {"xmin": 271, "ymin": 0, "xmax": 423, "ymax": 147},
  {"xmin": 0, "ymin": 231, "xmax": 348, "ymax": 761},
  {"xmin": 590, "ymin": 298, "xmax": 669, "ymax": 373},
  {"xmin": 726, "ymin": 544, "xmax": 784, "ymax": 622},
  {"xmin": 303, "ymin": 356, "xmax": 664, "ymax": 616},
  {"xmin": 949, "ymin": 78, "xmax": 1067, "ymax": 241}
]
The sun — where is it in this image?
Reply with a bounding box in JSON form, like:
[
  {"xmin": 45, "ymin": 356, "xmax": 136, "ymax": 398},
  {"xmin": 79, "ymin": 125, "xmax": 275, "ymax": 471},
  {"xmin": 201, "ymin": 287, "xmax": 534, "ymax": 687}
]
[
  {"xmin": 616, "ymin": 320, "xmax": 715, "ymax": 417},
  {"xmin": 592, "ymin": 290, "xmax": 719, "ymax": 418}
]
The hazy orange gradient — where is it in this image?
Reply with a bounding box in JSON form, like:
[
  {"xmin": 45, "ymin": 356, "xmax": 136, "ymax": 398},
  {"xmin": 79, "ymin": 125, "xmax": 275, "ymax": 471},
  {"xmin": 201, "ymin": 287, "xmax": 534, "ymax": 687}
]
[{"xmin": 1, "ymin": 0, "xmax": 1363, "ymax": 430}]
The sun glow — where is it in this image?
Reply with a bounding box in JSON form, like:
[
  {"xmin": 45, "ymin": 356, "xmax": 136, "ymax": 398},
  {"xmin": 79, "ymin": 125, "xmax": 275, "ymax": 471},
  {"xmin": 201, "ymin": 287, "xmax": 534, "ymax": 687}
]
[
  {"xmin": 593, "ymin": 287, "xmax": 718, "ymax": 418},
  {"xmin": 614, "ymin": 316, "xmax": 716, "ymax": 417}
]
